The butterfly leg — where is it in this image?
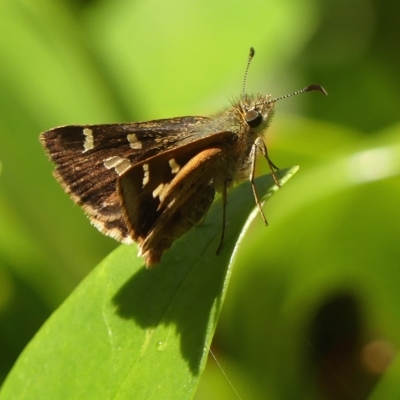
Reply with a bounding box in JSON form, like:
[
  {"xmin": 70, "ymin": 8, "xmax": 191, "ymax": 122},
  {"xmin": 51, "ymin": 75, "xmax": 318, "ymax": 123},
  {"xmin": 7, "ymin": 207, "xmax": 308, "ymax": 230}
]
[
  {"xmin": 249, "ymin": 140, "xmax": 269, "ymax": 226},
  {"xmin": 255, "ymin": 136, "xmax": 280, "ymax": 187}
]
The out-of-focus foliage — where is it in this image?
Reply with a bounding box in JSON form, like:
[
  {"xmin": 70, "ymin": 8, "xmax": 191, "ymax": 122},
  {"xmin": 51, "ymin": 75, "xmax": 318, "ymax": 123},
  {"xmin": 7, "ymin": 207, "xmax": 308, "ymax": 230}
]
[
  {"xmin": 0, "ymin": 170, "xmax": 297, "ymax": 400},
  {"xmin": 0, "ymin": 0, "xmax": 399, "ymax": 399}
]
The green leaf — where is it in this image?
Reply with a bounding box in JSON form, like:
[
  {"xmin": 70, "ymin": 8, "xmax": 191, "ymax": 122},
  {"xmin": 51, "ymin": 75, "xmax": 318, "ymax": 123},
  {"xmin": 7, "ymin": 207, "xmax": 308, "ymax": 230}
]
[{"xmin": 0, "ymin": 167, "xmax": 297, "ymax": 400}]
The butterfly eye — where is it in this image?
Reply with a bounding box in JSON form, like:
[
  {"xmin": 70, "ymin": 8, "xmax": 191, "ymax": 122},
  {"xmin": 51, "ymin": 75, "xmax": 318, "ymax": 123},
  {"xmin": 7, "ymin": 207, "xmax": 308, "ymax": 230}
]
[{"xmin": 245, "ymin": 109, "xmax": 263, "ymax": 128}]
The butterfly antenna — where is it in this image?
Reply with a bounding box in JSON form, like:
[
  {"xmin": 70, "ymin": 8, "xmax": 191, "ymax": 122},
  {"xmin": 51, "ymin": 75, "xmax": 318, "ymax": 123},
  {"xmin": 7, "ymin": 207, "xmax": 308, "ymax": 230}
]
[
  {"xmin": 242, "ymin": 47, "xmax": 255, "ymax": 97},
  {"xmin": 267, "ymin": 84, "xmax": 328, "ymax": 104}
]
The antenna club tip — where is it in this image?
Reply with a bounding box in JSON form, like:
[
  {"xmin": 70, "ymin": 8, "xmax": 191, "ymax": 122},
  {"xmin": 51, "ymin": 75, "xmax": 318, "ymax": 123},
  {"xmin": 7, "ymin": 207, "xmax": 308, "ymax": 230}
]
[
  {"xmin": 305, "ymin": 84, "xmax": 328, "ymax": 96},
  {"xmin": 249, "ymin": 47, "xmax": 255, "ymax": 58}
]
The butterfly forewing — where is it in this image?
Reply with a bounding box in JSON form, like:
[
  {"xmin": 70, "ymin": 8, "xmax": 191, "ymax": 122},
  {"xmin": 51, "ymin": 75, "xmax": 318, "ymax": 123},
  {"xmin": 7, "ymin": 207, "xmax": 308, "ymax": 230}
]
[{"xmin": 40, "ymin": 118, "xmax": 232, "ymax": 249}]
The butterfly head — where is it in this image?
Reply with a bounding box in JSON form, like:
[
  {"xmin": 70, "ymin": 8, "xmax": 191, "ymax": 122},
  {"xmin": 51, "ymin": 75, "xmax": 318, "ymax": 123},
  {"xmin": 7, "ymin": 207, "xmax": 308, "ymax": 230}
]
[
  {"xmin": 238, "ymin": 93, "xmax": 275, "ymax": 133},
  {"xmin": 241, "ymin": 84, "xmax": 327, "ymax": 132}
]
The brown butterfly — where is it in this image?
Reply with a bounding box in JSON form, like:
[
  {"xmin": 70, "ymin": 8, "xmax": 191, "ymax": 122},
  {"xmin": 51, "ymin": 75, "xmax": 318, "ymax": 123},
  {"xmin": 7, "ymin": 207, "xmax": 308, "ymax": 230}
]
[{"xmin": 40, "ymin": 48, "xmax": 327, "ymax": 267}]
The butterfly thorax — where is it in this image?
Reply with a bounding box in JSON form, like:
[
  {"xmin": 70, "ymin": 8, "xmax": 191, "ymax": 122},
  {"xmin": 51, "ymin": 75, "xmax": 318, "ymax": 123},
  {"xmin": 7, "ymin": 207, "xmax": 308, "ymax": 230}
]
[{"xmin": 198, "ymin": 93, "xmax": 275, "ymax": 188}]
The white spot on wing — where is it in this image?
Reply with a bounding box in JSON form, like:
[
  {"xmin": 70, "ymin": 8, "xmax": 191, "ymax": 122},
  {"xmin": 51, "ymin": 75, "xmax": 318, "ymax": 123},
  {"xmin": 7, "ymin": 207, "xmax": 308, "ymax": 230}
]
[
  {"xmin": 158, "ymin": 182, "xmax": 170, "ymax": 202},
  {"xmin": 152, "ymin": 183, "xmax": 164, "ymax": 198},
  {"xmin": 127, "ymin": 133, "xmax": 142, "ymax": 149},
  {"xmin": 104, "ymin": 156, "xmax": 122, "ymax": 169},
  {"xmin": 115, "ymin": 159, "xmax": 131, "ymax": 175},
  {"xmin": 103, "ymin": 156, "xmax": 131, "ymax": 175},
  {"xmin": 169, "ymin": 158, "xmax": 180, "ymax": 174},
  {"xmin": 83, "ymin": 128, "xmax": 94, "ymax": 152},
  {"xmin": 142, "ymin": 163, "xmax": 150, "ymax": 186}
]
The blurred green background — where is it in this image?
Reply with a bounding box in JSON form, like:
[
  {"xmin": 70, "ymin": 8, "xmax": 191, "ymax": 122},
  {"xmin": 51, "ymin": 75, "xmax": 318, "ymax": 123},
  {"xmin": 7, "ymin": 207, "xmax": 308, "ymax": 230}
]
[{"xmin": 1, "ymin": 0, "xmax": 400, "ymax": 399}]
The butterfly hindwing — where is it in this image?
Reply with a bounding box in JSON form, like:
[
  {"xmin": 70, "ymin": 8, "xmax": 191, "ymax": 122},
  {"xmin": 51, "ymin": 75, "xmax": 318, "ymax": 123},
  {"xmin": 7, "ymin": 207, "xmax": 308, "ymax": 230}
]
[{"xmin": 118, "ymin": 142, "xmax": 229, "ymax": 265}]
